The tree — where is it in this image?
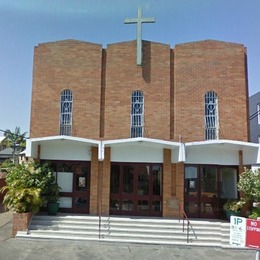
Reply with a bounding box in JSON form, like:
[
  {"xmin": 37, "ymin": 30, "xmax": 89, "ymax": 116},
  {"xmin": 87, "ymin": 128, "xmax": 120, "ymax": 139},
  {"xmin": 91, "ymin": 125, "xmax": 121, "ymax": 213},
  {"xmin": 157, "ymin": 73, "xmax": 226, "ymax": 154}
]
[
  {"xmin": 237, "ymin": 168, "xmax": 260, "ymax": 202},
  {"xmin": 2, "ymin": 127, "xmax": 27, "ymax": 164}
]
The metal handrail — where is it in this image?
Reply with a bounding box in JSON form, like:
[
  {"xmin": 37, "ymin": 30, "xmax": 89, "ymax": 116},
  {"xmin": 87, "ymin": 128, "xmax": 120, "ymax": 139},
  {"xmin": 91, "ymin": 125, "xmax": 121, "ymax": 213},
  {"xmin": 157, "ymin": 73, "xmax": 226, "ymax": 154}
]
[
  {"xmin": 179, "ymin": 203, "xmax": 197, "ymax": 243},
  {"xmin": 98, "ymin": 215, "xmax": 101, "ymax": 239}
]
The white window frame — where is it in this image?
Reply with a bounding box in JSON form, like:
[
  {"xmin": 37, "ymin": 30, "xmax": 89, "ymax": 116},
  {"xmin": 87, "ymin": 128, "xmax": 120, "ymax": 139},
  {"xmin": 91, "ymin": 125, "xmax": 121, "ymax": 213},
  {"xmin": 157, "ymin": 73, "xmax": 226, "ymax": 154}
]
[
  {"xmin": 60, "ymin": 89, "xmax": 73, "ymax": 136},
  {"xmin": 205, "ymin": 91, "xmax": 219, "ymax": 140},
  {"xmin": 131, "ymin": 90, "xmax": 144, "ymax": 138}
]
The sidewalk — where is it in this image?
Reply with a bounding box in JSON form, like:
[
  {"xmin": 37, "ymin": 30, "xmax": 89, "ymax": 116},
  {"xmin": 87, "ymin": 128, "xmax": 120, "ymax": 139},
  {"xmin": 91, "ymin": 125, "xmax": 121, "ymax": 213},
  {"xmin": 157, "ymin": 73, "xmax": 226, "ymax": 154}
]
[
  {"xmin": 0, "ymin": 203, "xmax": 12, "ymax": 243},
  {"xmin": 0, "ymin": 203, "xmax": 12, "ymax": 227}
]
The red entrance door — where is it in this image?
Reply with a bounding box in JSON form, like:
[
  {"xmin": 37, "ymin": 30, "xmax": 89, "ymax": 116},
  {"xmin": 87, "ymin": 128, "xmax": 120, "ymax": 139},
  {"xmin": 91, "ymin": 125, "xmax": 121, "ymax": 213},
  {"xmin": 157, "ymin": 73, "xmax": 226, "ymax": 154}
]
[
  {"xmin": 51, "ymin": 161, "xmax": 90, "ymax": 214},
  {"xmin": 110, "ymin": 163, "xmax": 162, "ymax": 216},
  {"xmin": 184, "ymin": 165, "xmax": 238, "ymax": 219},
  {"xmin": 184, "ymin": 166, "xmax": 219, "ymax": 218}
]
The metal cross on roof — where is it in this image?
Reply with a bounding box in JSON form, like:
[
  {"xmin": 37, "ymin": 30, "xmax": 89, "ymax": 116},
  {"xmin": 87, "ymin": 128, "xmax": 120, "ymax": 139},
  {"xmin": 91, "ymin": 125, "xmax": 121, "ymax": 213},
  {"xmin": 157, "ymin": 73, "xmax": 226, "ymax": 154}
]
[{"xmin": 124, "ymin": 8, "xmax": 155, "ymax": 66}]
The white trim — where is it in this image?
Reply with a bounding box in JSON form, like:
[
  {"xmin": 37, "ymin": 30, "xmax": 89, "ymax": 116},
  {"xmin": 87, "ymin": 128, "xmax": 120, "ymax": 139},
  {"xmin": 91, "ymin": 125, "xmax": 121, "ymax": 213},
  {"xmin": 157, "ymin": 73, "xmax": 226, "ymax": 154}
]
[
  {"xmin": 186, "ymin": 139, "xmax": 259, "ymax": 148},
  {"xmin": 25, "ymin": 136, "xmax": 260, "ymax": 165},
  {"xmin": 29, "ymin": 135, "xmax": 100, "ymax": 145},
  {"xmin": 103, "ymin": 137, "xmax": 180, "ymax": 148}
]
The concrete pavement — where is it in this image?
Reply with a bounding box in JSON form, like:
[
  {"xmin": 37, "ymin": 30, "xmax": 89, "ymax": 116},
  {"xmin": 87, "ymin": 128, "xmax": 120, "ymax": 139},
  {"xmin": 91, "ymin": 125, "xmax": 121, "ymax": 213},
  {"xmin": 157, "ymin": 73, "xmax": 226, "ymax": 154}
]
[{"xmin": 0, "ymin": 206, "xmax": 257, "ymax": 260}]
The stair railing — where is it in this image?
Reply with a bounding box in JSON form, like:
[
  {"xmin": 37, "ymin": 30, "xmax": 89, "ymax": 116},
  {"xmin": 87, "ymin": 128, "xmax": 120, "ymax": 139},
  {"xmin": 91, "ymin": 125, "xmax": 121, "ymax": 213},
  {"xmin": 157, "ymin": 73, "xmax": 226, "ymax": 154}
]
[
  {"xmin": 99, "ymin": 215, "xmax": 101, "ymax": 239},
  {"xmin": 179, "ymin": 203, "xmax": 197, "ymax": 243}
]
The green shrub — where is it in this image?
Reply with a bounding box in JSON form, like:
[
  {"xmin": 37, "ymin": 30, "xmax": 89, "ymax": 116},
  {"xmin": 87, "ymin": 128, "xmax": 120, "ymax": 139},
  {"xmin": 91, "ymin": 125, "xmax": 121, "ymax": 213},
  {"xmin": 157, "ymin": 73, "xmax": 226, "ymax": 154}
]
[{"xmin": 1, "ymin": 161, "xmax": 55, "ymax": 213}]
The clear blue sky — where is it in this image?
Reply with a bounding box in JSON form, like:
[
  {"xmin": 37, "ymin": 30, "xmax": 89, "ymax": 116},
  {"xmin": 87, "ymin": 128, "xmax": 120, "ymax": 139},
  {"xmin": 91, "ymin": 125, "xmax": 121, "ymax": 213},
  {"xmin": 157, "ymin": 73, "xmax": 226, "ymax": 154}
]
[{"xmin": 0, "ymin": 0, "xmax": 260, "ymax": 136}]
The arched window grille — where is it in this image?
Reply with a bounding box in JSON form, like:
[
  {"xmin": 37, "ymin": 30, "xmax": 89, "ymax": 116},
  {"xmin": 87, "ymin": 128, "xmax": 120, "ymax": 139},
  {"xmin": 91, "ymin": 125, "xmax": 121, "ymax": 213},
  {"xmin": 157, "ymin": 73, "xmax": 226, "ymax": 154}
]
[
  {"xmin": 131, "ymin": 90, "xmax": 144, "ymax": 138},
  {"xmin": 60, "ymin": 89, "xmax": 73, "ymax": 136},
  {"xmin": 205, "ymin": 91, "xmax": 219, "ymax": 140}
]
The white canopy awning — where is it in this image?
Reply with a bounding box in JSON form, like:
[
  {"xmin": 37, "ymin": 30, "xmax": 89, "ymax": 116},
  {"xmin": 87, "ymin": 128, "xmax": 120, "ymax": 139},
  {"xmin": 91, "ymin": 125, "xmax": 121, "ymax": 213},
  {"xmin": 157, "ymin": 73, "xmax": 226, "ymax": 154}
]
[{"xmin": 25, "ymin": 136, "xmax": 260, "ymax": 165}]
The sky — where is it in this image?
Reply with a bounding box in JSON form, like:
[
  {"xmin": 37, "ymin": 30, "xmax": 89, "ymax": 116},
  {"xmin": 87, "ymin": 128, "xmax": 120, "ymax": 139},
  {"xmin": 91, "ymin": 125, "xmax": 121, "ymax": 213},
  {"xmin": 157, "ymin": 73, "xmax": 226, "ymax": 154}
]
[{"xmin": 0, "ymin": 0, "xmax": 260, "ymax": 137}]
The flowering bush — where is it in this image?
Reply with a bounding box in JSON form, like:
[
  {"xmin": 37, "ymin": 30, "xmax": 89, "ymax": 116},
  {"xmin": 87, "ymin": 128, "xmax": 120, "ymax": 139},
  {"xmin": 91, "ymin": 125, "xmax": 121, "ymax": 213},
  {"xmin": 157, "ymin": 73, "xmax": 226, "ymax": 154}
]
[
  {"xmin": 237, "ymin": 168, "xmax": 260, "ymax": 202},
  {"xmin": 223, "ymin": 199, "xmax": 245, "ymax": 212}
]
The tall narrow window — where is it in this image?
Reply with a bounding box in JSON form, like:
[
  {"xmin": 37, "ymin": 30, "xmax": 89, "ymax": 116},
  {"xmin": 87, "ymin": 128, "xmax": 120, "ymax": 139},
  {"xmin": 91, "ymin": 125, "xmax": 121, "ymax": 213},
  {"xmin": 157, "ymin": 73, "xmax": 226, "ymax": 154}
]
[
  {"xmin": 205, "ymin": 91, "xmax": 219, "ymax": 140},
  {"xmin": 131, "ymin": 90, "xmax": 144, "ymax": 138},
  {"xmin": 60, "ymin": 89, "xmax": 73, "ymax": 136}
]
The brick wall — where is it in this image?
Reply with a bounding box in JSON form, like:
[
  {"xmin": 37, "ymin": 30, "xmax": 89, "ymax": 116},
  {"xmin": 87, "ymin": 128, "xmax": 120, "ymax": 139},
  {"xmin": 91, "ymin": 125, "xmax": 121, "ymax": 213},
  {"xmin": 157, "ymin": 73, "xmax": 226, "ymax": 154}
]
[
  {"xmin": 30, "ymin": 39, "xmax": 248, "ymax": 142},
  {"xmin": 173, "ymin": 40, "xmax": 249, "ymax": 142},
  {"xmin": 30, "ymin": 40, "xmax": 102, "ymax": 139},
  {"xmin": 104, "ymin": 40, "xmax": 171, "ymax": 140}
]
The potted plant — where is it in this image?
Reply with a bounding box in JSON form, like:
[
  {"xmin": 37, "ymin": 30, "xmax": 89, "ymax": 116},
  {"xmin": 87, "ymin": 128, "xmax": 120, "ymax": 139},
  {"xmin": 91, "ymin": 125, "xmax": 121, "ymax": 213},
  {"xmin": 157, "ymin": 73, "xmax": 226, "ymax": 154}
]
[
  {"xmin": 46, "ymin": 182, "xmax": 61, "ymax": 215},
  {"xmin": 223, "ymin": 199, "xmax": 245, "ymax": 221}
]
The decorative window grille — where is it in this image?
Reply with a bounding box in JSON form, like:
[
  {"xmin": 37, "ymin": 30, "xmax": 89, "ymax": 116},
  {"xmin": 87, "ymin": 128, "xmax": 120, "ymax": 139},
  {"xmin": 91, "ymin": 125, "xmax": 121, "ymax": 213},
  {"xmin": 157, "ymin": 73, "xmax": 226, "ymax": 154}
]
[
  {"xmin": 257, "ymin": 104, "xmax": 260, "ymax": 125},
  {"xmin": 60, "ymin": 89, "xmax": 73, "ymax": 136},
  {"xmin": 205, "ymin": 91, "xmax": 219, "ymax": 140},
  {"xmin": 131, "ymin": 90, "xmax": 144, "ymax": 138}
]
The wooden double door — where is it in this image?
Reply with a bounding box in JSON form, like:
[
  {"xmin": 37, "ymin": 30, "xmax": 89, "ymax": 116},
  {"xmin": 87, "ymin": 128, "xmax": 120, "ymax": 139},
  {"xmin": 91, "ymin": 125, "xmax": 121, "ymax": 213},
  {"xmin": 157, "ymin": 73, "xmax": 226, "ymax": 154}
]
[
  {"xmin": 109, "ymin": 163, "xmax": 163, "ymax": 216},
  {"xmin": 184, "ymin": 165, "xmax": 238, "ymax": 219},
  {"xmin": 50, "ymin": 161, "xmax": 91, "ymax": 214}
]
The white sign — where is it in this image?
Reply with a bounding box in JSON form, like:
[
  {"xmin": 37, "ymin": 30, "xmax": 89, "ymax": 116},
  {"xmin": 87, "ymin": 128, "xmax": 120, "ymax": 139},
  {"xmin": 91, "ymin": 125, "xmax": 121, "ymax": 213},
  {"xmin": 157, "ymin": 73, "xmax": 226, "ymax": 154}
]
[{"xmin": 230, "ymin": 216, "xmax": 246, "ymax": 247}]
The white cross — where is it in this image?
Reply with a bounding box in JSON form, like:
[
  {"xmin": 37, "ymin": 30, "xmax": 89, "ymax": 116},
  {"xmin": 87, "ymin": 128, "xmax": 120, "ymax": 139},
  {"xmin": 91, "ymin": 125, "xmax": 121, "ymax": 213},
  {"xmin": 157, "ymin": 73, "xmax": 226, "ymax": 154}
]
[{"xmin": 125, "ymin": 8, "xmax": 155, "ymax": 65}]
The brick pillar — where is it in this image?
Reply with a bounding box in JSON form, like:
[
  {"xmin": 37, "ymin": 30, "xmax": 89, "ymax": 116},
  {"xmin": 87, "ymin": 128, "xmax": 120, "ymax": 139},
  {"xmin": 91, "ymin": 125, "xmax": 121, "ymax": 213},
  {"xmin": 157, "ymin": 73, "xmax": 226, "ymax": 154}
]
[
  {"xmin": 175, "ymin": 162, "xmax": 184, "ymax": 209},
  {"xmin": 12, "ymin": 212, "xmax": 32, "ymax": 237},
  {"xmin": 162, "ymin": 148, "xmax": 174, "ymax": 217},
  {"xmin": 162, "ymin": 148, "xmax": 185, "ymax": 218},
  {"xmin": 89, "ymin": 147, "xmax": 99, "ymax": 215},
  {"xmin": 101, "ymin": 147, "xmax": 111, "ymax": 215}
]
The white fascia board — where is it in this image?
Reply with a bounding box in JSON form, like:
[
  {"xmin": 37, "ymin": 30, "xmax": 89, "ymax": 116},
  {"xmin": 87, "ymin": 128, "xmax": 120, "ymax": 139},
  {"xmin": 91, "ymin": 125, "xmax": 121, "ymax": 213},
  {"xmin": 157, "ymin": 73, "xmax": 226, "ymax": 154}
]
[
  {"xmin": 29, "ymin": 135, "xmax": 100, "ymax": 146},
  {"xmin": 103, "ymin": 137, "xmax": 180, "ymax": 149},
  {"xmin": 185, "ymin": 139, "xmax": 259, "ymax": 149}
]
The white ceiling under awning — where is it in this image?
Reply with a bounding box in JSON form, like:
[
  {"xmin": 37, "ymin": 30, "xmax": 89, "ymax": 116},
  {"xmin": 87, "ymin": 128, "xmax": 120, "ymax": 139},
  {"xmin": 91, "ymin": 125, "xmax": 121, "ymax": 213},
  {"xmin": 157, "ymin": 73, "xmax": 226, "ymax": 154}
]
[
  {"xmin": 102, "ymin": 137, "xmax": 182, "ymax": 163},
  {"xmin": 26, "ymin": 136, "xmax": 99, "ymax": 161},
  {"xmin": 185, "ymin": 140, "xmax": 260, "ymax": 165}
]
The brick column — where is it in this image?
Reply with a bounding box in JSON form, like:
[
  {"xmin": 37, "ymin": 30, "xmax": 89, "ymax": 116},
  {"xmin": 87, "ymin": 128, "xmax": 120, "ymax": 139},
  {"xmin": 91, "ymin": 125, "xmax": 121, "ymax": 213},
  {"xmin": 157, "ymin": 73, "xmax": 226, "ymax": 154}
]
[
  {"xmin": 101, "ymin": 147, "xmax": 111, "ymax": 215},
  {"xmin": 162, "ymin": 148, "xmax": 174, "ymax": 217},
  {"xmin": 89, "ymin": 147, "xmax": 99, "ymax": 215},
  {"xmin": 162, "ymin": 147, "xmax": 184, "ymax": 218}
]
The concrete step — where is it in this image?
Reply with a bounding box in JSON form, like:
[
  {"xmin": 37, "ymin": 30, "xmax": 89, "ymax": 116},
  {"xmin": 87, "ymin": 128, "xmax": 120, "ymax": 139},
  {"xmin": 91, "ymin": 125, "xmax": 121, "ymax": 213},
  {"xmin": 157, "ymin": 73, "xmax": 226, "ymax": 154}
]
[{"xmin": 16, "ymin": 214, "xmax": 232, "ymax": 248}]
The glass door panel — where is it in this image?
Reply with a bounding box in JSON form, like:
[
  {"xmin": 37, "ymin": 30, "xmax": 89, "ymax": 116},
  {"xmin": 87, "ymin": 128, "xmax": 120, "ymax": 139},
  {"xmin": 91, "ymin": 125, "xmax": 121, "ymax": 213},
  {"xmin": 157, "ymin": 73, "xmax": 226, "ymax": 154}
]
[
  {"xmin": 219, "ymin": 167, "xmax": 238, "ymax": 218},
  {"xmin": 200, "ymin": 166, "xmax": 218, "ymax": 218},
  {"xmin": 138, "ymin": 165, "xmax": 149, "ymax": 195},
  {"xmin": 73, "ymin": 163, "xmax": 90, "ymax": 213},
  {"xmin": 123, "ymin": 165, "xmax": 134, "ymax": 194},
  {"xmin": 184, "ymin": 166, "xmax": 199, "ymax": 217}
]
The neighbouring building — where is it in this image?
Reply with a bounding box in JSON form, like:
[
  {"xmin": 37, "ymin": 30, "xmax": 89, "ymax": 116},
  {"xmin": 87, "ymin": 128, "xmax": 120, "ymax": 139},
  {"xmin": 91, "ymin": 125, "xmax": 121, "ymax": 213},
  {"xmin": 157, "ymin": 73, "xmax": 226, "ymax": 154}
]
[
  {"xmin": 249, "ymin": 91, "xmax": 260, "ymax": 144},
  {"xmin": 26, "ymin": 12, "xmax": 260, "ymax": 219},
  {"xmin": 249, "ymin": 91, "xmax": 260, "ymax": 171}
]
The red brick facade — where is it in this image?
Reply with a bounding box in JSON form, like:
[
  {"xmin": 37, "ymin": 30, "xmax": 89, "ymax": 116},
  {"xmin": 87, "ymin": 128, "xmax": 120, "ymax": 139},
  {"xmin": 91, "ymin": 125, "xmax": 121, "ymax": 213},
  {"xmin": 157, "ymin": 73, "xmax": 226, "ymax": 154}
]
[
  {"xmin": 30, "ymin": 40, "xmax": 102, "ymax": 139},
  {"xmin": 173, "ymin": 40, "xmax": 249, "ymax": 142},
  {"xmin": 30, "ymin": 39, "xmax": 248, "ymax": 142},
  {"xmin": 29, "ymin": 39, "xmax": 249, "ymax": 218}
]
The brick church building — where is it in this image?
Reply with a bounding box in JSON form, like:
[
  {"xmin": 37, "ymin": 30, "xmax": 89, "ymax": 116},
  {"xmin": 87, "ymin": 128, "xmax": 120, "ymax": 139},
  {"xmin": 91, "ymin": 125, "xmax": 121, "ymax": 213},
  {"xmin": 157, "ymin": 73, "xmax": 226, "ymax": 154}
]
[{"xmin": 26, "ymin": 13, "xmax": 260, "ymax": 219}]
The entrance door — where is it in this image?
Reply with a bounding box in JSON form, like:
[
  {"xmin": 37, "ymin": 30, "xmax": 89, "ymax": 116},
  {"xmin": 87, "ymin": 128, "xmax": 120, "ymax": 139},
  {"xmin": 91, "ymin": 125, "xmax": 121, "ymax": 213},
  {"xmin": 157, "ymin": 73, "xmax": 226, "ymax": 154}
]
[
  {"xmin": 184, "ymin": 165, "xmax": 238, "ymax": 219},
  {"xmin": 110, "ymin": 163, "xmax": 162, "ymax": 216},
  {"xmin": 185, "ymin": 165, "xmax": 218, "ymax": 218},
  {"xmin": 72, "ymin": 162, "xmax": 90, "ymax": 213},
  {"xmin": 52, "ymin": 161, "xmax": 90, "ymax": 214}
]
